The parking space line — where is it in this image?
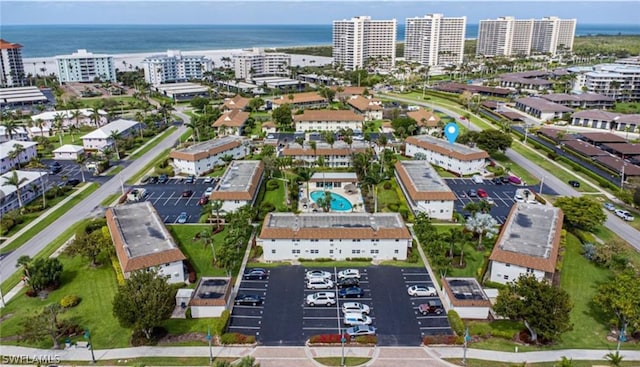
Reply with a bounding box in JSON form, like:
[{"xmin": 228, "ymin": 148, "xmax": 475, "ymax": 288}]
[
  {"xmin": 238, "ymin": 288, "xmax": 267, "ymax": 292},
  {"xmin": 302, "ymin": 316, "xmax": 341, "ymax": 320},
  {"xmin": 420, "ymin": 326, "xmax": 452, "ymax": 330},
  {"xmin": 228, "ymin": 326, "xmax": 260, "ymax": 330},
  {"xmin": 174, "ymin": 196, "xmax": 182, "ymax": 206},
  {"xmin": 163, "ymin": 192, "xmax": 175, "ymax": 206},
  {"xmin": 402, "ymin": 272, "xmax": 429, "ymax": 276},
  {"xmin": 416, "ymin": 316, "xmax": 448, "ymax": 319},
  {"xmin": 152, "ymin": 193, "xmax": 164, "ymax": 205},
  {"xmin": 230, "ymin": 315, "xmax": 262, "ymax": 319},
  {"xmin": 302, "ymin": 327, "xmax": 340, "ymax": 331}
]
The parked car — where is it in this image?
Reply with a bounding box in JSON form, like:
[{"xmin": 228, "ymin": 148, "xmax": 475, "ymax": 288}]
[
  {"xmin": 339, "ymin": 286, "xmax": 365, "ymax": 298},
  {"xmin": 343, "ymin": 312, "xmax": 372, "ymax": 326},
  {"xmin": 158, "ymin": 174, "xmax": 168, "ymax": 184},
  {"xmin": 604, "ymin": 203, "xmax": 616, "ymax": 211},
  {"xmin": 205, "ymin": 187, "xmax": 214, "ymax": 196},
  {"xmin": 407, "ymin": 285, "xmax": 437, "ymax": 297},
  {"xmin": 472, "ymin": 175, "xmax": 484, "ymax": 184},
  {"xmin": 337, "ymin": 269, "xmax": 361, "ymax": 280},
  {"xmin": 204, "ymin": 177, "xmax": 214, "ymax": 184},
  {"xmin": 508, "ymin": 176, "xmax": 522, "ymax": 185},
  {"xmin": 148, "ymin": 176, "xmax": 159, "ymax": 184},
  {"xmin": 198, "ymin": 196, "xmax": 209, "ymax": 205},
  {"xmin": 345, "ymin": 325, "xmax": 377, "ymax": 337},
  {"xmin": 477, "ymin": 188, "xmax": 488, "ymax": 198},
  {"xmin": 568, "ymin": 180, "xmax": 580, "ymax": 188},
  {"xmin": 342, "ymin": 302, "xmax": 370, "ymax": 315},
  {"xmin": 181, "ymin": 189, "xmax": 193, "ymax": 197},
  {"xmin": 615, "ymin": 209, "xmax": 635, "ymax": 221},
  {"xmin": 500, "ymin": 176, "xmax": 511, "ymax": 184},
  {"xmin": 49, "ymin": 165, "xmax": 62, "ymax": 174},
  {"xmin": 185, "ymin": 175, "xmax": 195, "ymax": 184},
  {"xmin": 418, "ymin": 301, "xmax": 444, "ymax": 315},
  {"xmin": 306, "ymin": 292, "xmax": 336, "ymax": 306},
  {"xmin": 177, "ymin": 212, "xmax": 188, "ymax": 224},
  {"xmin": 305, "ymin": 270, "xmax": 332, "ymax": 280},
  {"xmin": 485, "ymin": 198, "xmax": 495, "ymax": 205},
  {"xmin": 307, "ymin": 277, "xmax": 334, "ymax": 289},
  {"xmin": 234, "ymin": 294, "xmax": 264, "ymax": 306},
  {"xmin": 467, "ymin": 189, "xmax": 478, "ymax": 197},
  {"xmin": 337, "ymin": 277, "xmax": 360, "ymax": 288},
  {"xmin": 492, "ymin": 177, "xmax": 503, "ymax": 185},
  {"xmin": 65, "ymin": 179, "xmax": 81, "ymax": 187},
  {"xmin": 243, "ymin": 268, "xmax": 268, "ymax": 280}
]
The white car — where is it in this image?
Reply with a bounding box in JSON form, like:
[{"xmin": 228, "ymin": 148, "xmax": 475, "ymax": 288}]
[
  {"xmin": 204, "ymin": 177, "xmax": 214, "ymax": 184},
  {"xmin": 485, "ymin": 198, "xmax": 495, "ymax": 205},
  {"xmin": 615, "ymin": 209, "xmax": 635, "ymax": 221},
  {"xmin": 205, "ymin": 187, "xmax": 214, "ymax": 195},
  {"xmin": 306, "ymin": 277, "xmax": 334, "ymax": 289},
  {"xmin": 407, "ymin": 285, "xmax": 437, "ymax": 297},
  {"xmin": 337, "ymin": 269, "xmax": 361, "ymax": 280},
  {"xmin": 342, "ymin": 302, "xmax": 370, "ymax": 314},
  {"xmin": 305, "ymin": 270, "xmax": 332, "ymax": 280},
  {"xmin": 306, "ymin": 292, "xmax": 336, "ymax": 306}
]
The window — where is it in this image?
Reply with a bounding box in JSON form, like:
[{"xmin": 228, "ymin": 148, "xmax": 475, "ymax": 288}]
[
  {"xmin": 352, "ymin": 249, "xmax": 361, "ymax": 254},
  {"xmin": 329, "ymin": 250, "xmax": 334, "ymax": 254},
  {"xmin": 371, "ymin": 249, "xmax": 379, "ymax": 254},
  {"xmin": 526, "ymin": 268, "xmax": 534, "ymax": 274},
  {"xmin": 271, "ymin": 249, "xmax": 276, "ymax": 254},
  {"xmin": 310, "ymin": 249, "xmax": 319, "ymax": 254},
  {"xmin": 503, "ymin": 275, "xmax": 509, "ymax": 280},
  {"xmin": 394, "ymin": 249, "xmax": 399, "ymax": 254},
  {"xmin": 292, "ymin": 249, "xmax": 300, "ymax": 254},
  {"xmin": 505, "ymin": 263, "xmax": 511, "ymax": 267}
]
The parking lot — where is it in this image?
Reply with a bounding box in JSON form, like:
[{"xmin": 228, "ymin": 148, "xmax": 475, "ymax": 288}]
[
  {"xmin": 227, "ymin": 266, "xmax": 452, "ymax": 346},
  {"xmin": 444, "ymin": 177, "xmax": 558, "ymax": 224},
  {"xmin": 41, "ymin": 159, "xmax": 111, "ymax": 186},
  {"xmin": 137, "ymin": 178, "xmax": 217, "ymax": 223}
]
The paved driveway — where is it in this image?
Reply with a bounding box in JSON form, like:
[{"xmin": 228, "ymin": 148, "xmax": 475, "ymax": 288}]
[{"xmin": 137, "ymin": 178, "xmax": 216, "ymax": 223}]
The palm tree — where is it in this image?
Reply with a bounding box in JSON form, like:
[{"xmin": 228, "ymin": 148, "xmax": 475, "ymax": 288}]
[
  {"xmin": 200, "ymin": 229, "xmax": 216, "ymax": 264},
  {"xmin": 109, "ymin": 130, "xmax": 121, "ymax": 160},
  {"xmin": 1, "ymin": 119, "xmax": 20, "ymax": 141},
  {"xmin": 185, "ymin": 121, "xmax": 201, "ymax": 142},
  {"xmin": 34, "ymin": 118, "xmax": 45, "ymax": 137},
  {"xmin": 210, "ymin": 200, "xmax": 223, "ymax": 229},
  {"xmin": 605, "ymin": 351, "xmax": 624, "ymax": 367},
  {"xmin": 557, "ymin": 356, "xmax": 574, "ymax": 367},
  {"xmin": 90, "ymin": 107, "xmax": 102, "ymax": 127},
  {"xmin": 8, "ymin": 143, "xmax": 25, "ymax": 169},
  {"xmin": 70, "ymin": 109, "xmax": 82, "ymax": 128},
  {"xmin": 464, "ymin": 213, "xmax": 499, "ymax": 250},
  {"xmin": 77, "ymin": 154, "xmax": 87, "ymax": 182},
  {"xmin": 53, "ymin": 114, "xmax": 65, "ymax": 146},
  {"xmin": 363, "ymin": 169, "xmax": 385, "ymax": 213},
  {"xmin": 3, "ymin": 170, "xmax": 29, "ymax": 210}
]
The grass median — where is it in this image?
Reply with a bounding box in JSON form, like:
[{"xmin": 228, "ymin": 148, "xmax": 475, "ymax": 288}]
[
  {"xmin": 126, "ymin": 147, "xmax": 171, "ymax": 185},
  {"xmin": 129, "ymin": 126, "xmax": 177, "ymax": 160}
]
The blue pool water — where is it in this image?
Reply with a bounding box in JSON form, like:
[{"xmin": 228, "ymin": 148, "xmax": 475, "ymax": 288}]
[{"xmin": 310, "ymin": 191, "xmax": 353, "ymax": 212}]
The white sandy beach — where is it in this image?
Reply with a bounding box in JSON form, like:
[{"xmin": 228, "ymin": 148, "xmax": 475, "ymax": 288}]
[{"xmin": 22, "ymin": 48, "xmax": 333, "ymax": 76}]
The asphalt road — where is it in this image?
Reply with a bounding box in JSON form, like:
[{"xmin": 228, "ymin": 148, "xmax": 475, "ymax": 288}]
[
  {"xmin": 0, "ymin": 115, "xmax": 188, "ymax": 283},
  {"xmin": 383, "ymin": 94, "xmax": 640, "ymax": 251}
]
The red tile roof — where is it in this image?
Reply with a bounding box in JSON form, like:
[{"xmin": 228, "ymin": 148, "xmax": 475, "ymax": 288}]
[
  {"xmin": 293, "ymin": 110, "xmax": 365, "ymax": 122},
  {"xmin": 407, "ymin": 109, "xmax": 441, "ymax": 127},
  {"xmin": 212, "ymin": 110, "xmax": 250, "ymax": 128},
  {"xmin": 0, "ymin": 39, "xmax": 22, "ymax": 50}
]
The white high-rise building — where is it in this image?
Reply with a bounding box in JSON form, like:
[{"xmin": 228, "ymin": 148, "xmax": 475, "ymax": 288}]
[
  {"xmin": 404, "ymin": 14, "xmax": 466, "ymax": 66},
  {"xmin": 56, "ymin": 49, "xmax": 117, "ymax": 83},
  {"xmin": 233, "ymin": 48, "xmax": 291, "ymax": 82},
  {"xmin": 531, "ymin": 17, "xmax": 576, "ymax": 54},
  {"xmin": 333, "ymin": 16, "xmax": 397, "ymax": 71},
  {"xmin": 142, "ymin": 50, "xmax": 212, "ymax": 86},
  {"xmin": 477, "ymin": 16, "xmax": 575, "ymax": 57},
  {"xmin": 0, "ymin": 39, "xmax": 26, "ymax": 88}
]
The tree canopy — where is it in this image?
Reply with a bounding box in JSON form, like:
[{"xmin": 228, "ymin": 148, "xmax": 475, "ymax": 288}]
[
  {"xmin": 16, "ymin": 256, "xmax": 63, "ymax": 292},
  {"xmin": 21, "ymin": 303, "xmax": 77, "ymax": 349},
  {"xmin": 272, "ymin": 104, "xmax": 293, "ymax": 130},
  {"xmin": 493, "ymin": 275, "xmax": 573, "ymax": 343},
  {"xmin": 554, "ymin": 196, "xmax": 606, "ymax": 231},
  {"xmin": 112, "ymin": 268, "xmax": 175, "ymax": 340},
  {"xmin": 594, "ymin": 269, "xmax": 640, "ymax": 334},
  {"xmin": 476, "ymin": 130, "xmax": 513, "ymax": 154}
]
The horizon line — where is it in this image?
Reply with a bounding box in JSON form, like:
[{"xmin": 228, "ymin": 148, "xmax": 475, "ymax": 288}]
[{"xmin": 4, "ymin": 22, "xmax": 640, "ymax": 26}]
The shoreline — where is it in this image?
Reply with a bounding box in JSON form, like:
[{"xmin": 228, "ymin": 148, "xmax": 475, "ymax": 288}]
[{"xmin": 22, "ymin": 47, "xmax": 334, "ymax": 76}]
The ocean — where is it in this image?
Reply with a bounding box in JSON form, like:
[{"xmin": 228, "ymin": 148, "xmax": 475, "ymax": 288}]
[{"xmin": 3, "ymin": 23, "xmax": 640, "ymax": 58}]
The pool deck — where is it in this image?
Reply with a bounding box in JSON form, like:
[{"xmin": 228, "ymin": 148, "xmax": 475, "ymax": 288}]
[{"xmin": 299, "ymin": 185, "xmax": 366, "ymax": 213}]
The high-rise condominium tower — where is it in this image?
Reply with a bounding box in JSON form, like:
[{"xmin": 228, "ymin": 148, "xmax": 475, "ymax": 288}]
[
  {"xmin": 333, "ymin": 16, "xmax": 397, "ymax": 71},
  {"xmin": 404, "ymin": 14, "xmax": 467, "ymax": 67},
  {"xmin": 0, "ymin": 39, "xmax": 26, "ymax": 88},
  {"xmin": 477, "ymin": 16, "xmax": 576, "ymax": 57}
]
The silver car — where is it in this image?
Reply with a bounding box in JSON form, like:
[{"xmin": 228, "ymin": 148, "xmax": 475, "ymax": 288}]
[
  {"xmin": 306, "ymin": 277, "xmax": 334, "ymax": 289},
  {"xmin": 345, "ymin": 325, "xmax": 377, "ymax": 337},
  {"xmin": 342, "ymin": 302, "xmax": 370, "ymax": 314}
]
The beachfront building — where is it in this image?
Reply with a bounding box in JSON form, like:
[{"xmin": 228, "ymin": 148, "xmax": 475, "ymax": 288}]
[
  {"xmin": 333, "ymin": 16, "xmax": 397, "ymax": 71},
  {"xmin": 30, "ymin": 108, "xmax": 108, "ymax": 128},
  {"xmin": 53, "ymin": 145, "xmax": 85, "ymax": 161},
  {"xmin": 0, "ymin": 39, "xmax": 26, "ymax": 88},
  {"xmin": 280, "ymin": 141, "xmax": 369, "ymax": 168},
  {"xmin": 271, "ymin": 92, "xmax": 327, "ymax": 109},
  {"xmin": 346, "ymin": 95, "xmax": 383, "ymax": 121},
  {"xmin": 209, "ymin": 160, "xmax": 264, "ymax": 213},
  {"xmin": 514, "ymin": 97, "xmax": 573, "ymax": 121},
  {"xmin": 293, "ymin": 110, "xmax": 365, "ymax": 132},
  {"xmin": 106, "ymin": 202, "xmax": 187, "ymax": 284},
  {"xmin": 81, "ymin": 119, "xmax": 142, "ymax": 151},
  {"xmin": 212, "ymin": 110, "xmax": 251, "ymax": 136},
  {"xmin": 531, "ymin": 17, "xmax": 576, "ymax": 55},
  {"xmin": 404, "ymin": 135, "xmax": 489, "ymax": 176},
  {"xmin": 55, "ymin": 49, "xmax": 117, "ymax": 83},
  {"xmin": 404, "ymin": 14, "xmax": 466, "ymax": 66},
  {"xmin": 568, "ymin": 64, "xmax": 640, "ymax": 101},
  {"xmin": 489, "ymin": 203, "xmax": 563, "ymax": 285},
  {"xmin": 476, "ymin": 17, "xmax": 534, "ymax": 57},
  {"xmin": 169, "ymin": 136, "xmax": 249, "ymax": 176},
  {"xmin": 395, "ymin": 160, "xmax": 455, "ymax": 220},
  {"xmin": 0, "ymin": 170, "xmax": 48, "ymax": 215},
  {"xmin": 142, "ymin": 50, "xmax": 212, "ymax": 86},
  {"xmin": 0, "ymin": 140, "xmax": 38, "ymax": 174},
  {"xmin": 257, "ymin": 213, "xmax": 412, "ymax": 262},
  {"xmin": 233, "ymin": 48, "xmax": 291, "ymax": 82}
]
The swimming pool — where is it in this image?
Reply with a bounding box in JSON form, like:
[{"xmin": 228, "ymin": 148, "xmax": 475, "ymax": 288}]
[{"xmin": 309, "ymin": 191, "xmax": 353, "ymax": 212}]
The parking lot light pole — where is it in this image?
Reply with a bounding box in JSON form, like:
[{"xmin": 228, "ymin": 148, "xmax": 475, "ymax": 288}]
[
  {"xmin": 206, "ymin": 326, "xmax": 213, "ymax": 364},
  {"xmin": 83, "ymin": 329, "xmax": 96, "ymax": 364},
  {"xmin": 341, "ymin": 333, "xmax": 346, "ymax": 367}
]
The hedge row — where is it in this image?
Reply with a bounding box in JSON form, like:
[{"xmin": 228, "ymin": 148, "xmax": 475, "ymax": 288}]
[
  {"xmin": 447, "ymin": 310, "xmax": 465, "ymax": 336},
  {"xmin": 220, "ymin": 332, "xmax": 255, "ymax": 344}
]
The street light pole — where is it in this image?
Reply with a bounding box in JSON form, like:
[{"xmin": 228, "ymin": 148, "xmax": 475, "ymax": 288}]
[
  {"xmin": 206, "ymin": 326, "xmax": 213, "ymax": 364},
  {"xmin": 83, "ymin": 329, "xmax": 96, "ymax": 364},
  {"xmin": 341, "ymin": 333, "xmax": 346, "ymax": 367}
]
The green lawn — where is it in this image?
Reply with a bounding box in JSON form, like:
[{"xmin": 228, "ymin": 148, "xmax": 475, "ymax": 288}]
[
  {"xmin": 262, "ymin": 179, "xmax": 289, "ymax": 211},
  {"xmin": 314, "ymin": 357, "xmax": 372, "ymax": 366},
  {"xmin": 167, "ymin": 224, "xmax": 228, "ymax": 278},
  {"xmin": 490, "ymin": 152, "xmax": 540, "ymax": 185},
  {"xmin": 75, "ymin": 96, "xmax": 140, "ymax": 109},
  {"xmin": 128, "ymin": 126, "xmax": 177, "ymax": 160},
  {"xmin": 445, "ymin": 359, "xmax": 640, "ymax": 367},
  {"xmin": 125, "ymin": 148, "xmax": 171, "ymax": 185}
]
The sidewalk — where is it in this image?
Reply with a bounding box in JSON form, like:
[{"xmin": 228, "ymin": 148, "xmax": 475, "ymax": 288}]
[{"xmin": 0, "ymin": 345, "xmax": 638, "ymax": 366}]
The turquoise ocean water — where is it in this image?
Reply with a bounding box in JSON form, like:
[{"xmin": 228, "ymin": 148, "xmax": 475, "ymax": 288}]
[{"xmin": 2, "ymin": 24, "xmax": 639, "ymax": 58}]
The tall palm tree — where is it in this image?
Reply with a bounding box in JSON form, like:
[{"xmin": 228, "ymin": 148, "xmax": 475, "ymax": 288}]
[
  {"xmin": 3, "ymin": 170, "xmax": 29, "ymax": 210},
  {"xmin": 109, "ymin": 130, "xmax": 121, "ymax": 160},
  {"xmin": 210, "ymin": 200, "xmax": 223, "ymax": 229},
  {"xmin": 1, "ymin": 119, "xmax": 20, "ymax": 141},
  {"xmin": 70, "ymin": 109, "xmax": 82, "ymax": 129},
  {"xmin": 77, "ymin": 154, "xmax": 87, "ymax": 182},
  {"xmin": 53, "ymin": 114, "xmax": 65, "ymax": 146},
  {"xmin": 33, "ymin": 118, "xmax": 45, "ymax": 137},
  {"xmin": 90, "ymin": 107, "xmax": 102, "ymax": 127},
  {"xmin": 363, "ymin": 169, "xmax": 385, "ymax": 213},
  {"xmin": 8, "ymin": 143, "xmax": 26, "ymax": 169}
]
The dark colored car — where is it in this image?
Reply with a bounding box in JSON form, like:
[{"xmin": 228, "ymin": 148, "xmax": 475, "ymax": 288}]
[
  {"xmin": 158, "ymin": 174, "xmax": 168, "ymax": 184},
  {"xmin": 418, "ymin": 301, "xmax": 444, "ymax": 315},
  {"xmin": 337, "ymin": 277, "xmax": 360, "ymax": 289},
  {"xmin": 234, "ymin": 294, "xmax": 264, "ymax": 306},
  {"xmin": 467, "ymin": 189, "xmax": 478, "ymax": 197},
  {"xmin": 338, "ymin": 286, "xmax": 365, "ymax": 298},
  {"xmin": 65, "ymin": 179, "xmax": 81, "ymax": 187},
  {"xmin": 49, "ymin": 164, "xmax": 62, "ymax": 174},
  {"xmin": 243, "ymin": 268, "xmax": 268, "ymax": 280},
  {"xmin": 492, "ymin": 177, "xmax": 503, "ymax": 185},
  {"xmin": 181, "ymin": 190, "xmax": 193, "ymax": 197},
  {"xmin": 198, "ymin": 196, "xmax": 209, "ymax": 205},
  {"xmin": 500, "ymin": 176, "xmax": 511, "ymax": 184},
  {"xmin": 148, "ymin": 176, "xmax": 159, "ymax": 184},
  {"xmin": 568, "ymin": 180, "xmax": 580, "ymax": 187},
  {"xmin": 185, "ymin": 175, "xmax": 195, "ymax": 184}
]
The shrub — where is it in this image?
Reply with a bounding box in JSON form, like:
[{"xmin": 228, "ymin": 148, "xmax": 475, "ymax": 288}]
[
  {"xmin": 572, "ymin": 229, "xmax": 596, "ymax": 244},
  {"xmin": 383, "ymin": 182, "xmax": 392, "ymax": 190},
  {"xmin": 266, "ymin": 179, "xmax": 280, "ymax": 191},
  {"xmin": 111, "ymin": 256, "xmax": 125, "ymax": 285},
  {"xmin": 309, "ymin": 334, "xmax": 350, "ymax": 344},
  {"xmin": 261, "ymin": 202, "xmax": 276, "ymax": 213},
  {"xmin": 447, "ymin": 310, "xmax": 464, "ymax": 336},
  {"xmin": 422, "ymin": 334, "xmax": 463, "ymax": 345},
  {"xmin": 469, "ymin": 322, "xmax": 492, "ymax": 337},
  {"xmin": 398, "ymin": 206, "xmax": 410, "ymax": 220},
  {"xmin": 185, "ymin": 308, "xmax": 192, "ymax": 319},
  {"xmin": 212, "ymin": 310, "xmax": 230, "ymax": 336},
  {"xmin": 346, "ymin": 257, "xmax": 372, "ymax": 262},
  {"xmin": 220, "ymin": 332, "xmax": 256, "ymax": 344},
  {"xmin": 60, "ymin": 295, "xmax": 81, "ymax": 308},
  {"xmin": 354, "ymin": 335, "xmax": 377, "ymax": 344},
  {"xmin": 387, "ymin": 203, "xmax": 400, "ymax": 212}
]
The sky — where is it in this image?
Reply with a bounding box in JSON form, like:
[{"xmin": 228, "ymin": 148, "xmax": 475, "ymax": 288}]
[{"xmin": 1, "ymin": 0, "xmax": 639, "ymax": 25}]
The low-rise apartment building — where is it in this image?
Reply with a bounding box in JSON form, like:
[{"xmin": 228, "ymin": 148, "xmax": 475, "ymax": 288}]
[
  {"xmin": 257, "ymin": 212, "xmax": 412, "ymax": 261},
  {"xmin": 81, "ymin": 119, "xmax": 142, "ymax": 151},
  {"xmin": 212, "ymin": 110, "xmax": 251, "ymax": 136},
  {"xmin": 394, "ymin": 160, "xmax": 455, "ymax": 220},
  {"xmin": 571, "ymin": 110, "xmax": 640, "ymax": 132},
  {"xmin": 271, "ymin": 92, "xmax": 327, "ymax": 109},
  {"xmin": 346, "ymin": 95, "xmax": 383, "ymax": 121},
  {"xmin": 540, "ymin": 93, "xmax": 614, "ymax": 109},
  {"xmin": 0, "ymin": 170, "xmax": 47, "ymax": 215},
  {"xmin": 209, "ymin": 160, "xmax": 264, "ymax": 213},
  {"xmin": 0, "ymin": 140, "xmax": 38, "ymax": 174},
  {"xmin": 515, "ymin": 97, "xmax": 573, "ymax": 121},
  {"xmin": 293, "ymin": 110, "xmax": 365, "ymax": 132},
  {"xmin": 404, "ymin": 135, "xmax": 489, "ymax": 176},
  {"xmin": 169, "ymin": 136, "xmax": 248, "ymax": 176},
  {"xmin": 488, "ymin": 203, "xmax": 563, "ymax": 285},
  {"xmin": 280, "ymin": 141, "xmax": 369, "ymax": 168},
  {"xmin": 407, "ymin": 108, "xmax": 442, "ymax": 135}
]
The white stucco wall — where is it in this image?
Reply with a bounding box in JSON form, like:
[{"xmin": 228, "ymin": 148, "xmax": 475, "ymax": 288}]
[
  {"xmin": 172, "ymin": 145, "xmax": 247, "ymax": 176},
  {"xmin": 191, "ymin": 305, "xmax": 226, "ymax": 318},
  {"xmin": 258, "ymin": 238, "xmax": 411, "ymax": 261},
  {"xmin": 489, "ymin": 261, "xmax": 546, "ymax": 284},
  {"xmin": 405, "ymin": 144, "xmax": 485, "ymax": 175}
]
